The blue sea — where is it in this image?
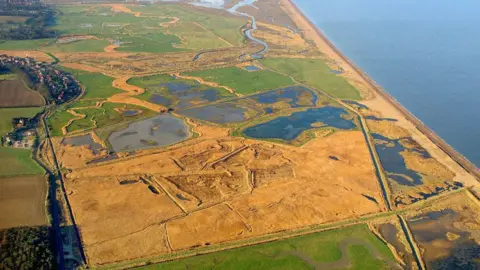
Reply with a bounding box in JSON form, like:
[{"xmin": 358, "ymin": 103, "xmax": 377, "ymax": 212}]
[{"xmin": 293, "ymin": 0, "xmax": 480, "ymax": 167}]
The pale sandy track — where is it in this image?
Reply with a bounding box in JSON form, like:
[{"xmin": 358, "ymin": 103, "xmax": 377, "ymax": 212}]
[
  {"xmin": 108, "ymin": 76, "xmax": 167, "ymax": 112},
  {"xmin": 104, "ymin": 44, "xmax": 119, "ymax": 53},
  {"xmin": 160, "ymin": 17, "xmax": 180, "ymax": 28},
  {"xmin": 173, "ymin": 73, "xmax": 238, "ymax": 96},
  {"xmin": 62, "ymin": 109, "xmax": 85, "ymax": 135},
  {"xmin": 102, "ymin": 4, "xmax": 141, "ymax": 17}
]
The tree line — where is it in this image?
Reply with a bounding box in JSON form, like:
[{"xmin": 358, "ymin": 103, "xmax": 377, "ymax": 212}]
[{"xmin": 0, "ymin": 1, "xmax": 56, "ymax": 40}]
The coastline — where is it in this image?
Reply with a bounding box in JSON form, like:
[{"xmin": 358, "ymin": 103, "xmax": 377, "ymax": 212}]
[{"xmin": 280, "ymin": 0, "xmax": 480, "ymax": 182}]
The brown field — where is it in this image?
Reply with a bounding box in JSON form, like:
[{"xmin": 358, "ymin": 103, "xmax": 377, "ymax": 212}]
[
  {"xmin": 62, "ymin": 128, "xmax": 385, "ymax": 265},
  {"xmin": 366, "ymin": 119, "xmax": 411, "ymax": 139},
  {"xmin": 0, "ymin": 175, "xmax": 47, "ymax": 229},
  {"xmin": 0, "ymin": 50, "xmax": 53, "ymax": 62},
  {"xmin": 0, "ymin": 77, "xmax": 44, "ymax": 108}
]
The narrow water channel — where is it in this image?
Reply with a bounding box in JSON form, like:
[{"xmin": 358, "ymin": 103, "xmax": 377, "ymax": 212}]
[{"xmin": 227, "ymin": 0, "xmax": 269, "ymax": 58}]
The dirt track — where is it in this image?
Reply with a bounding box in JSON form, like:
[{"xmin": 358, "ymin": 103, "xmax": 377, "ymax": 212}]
[{"xmin": 108, "ymin": 76, "xmax": 167, "ymax": 112}]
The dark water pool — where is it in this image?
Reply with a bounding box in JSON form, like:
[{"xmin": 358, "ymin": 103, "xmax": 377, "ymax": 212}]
[
  {"xmin": 249, "ymin": 86, "xmax": 318, "ymax": 108},
  {"xmin": 243, "ymin": 106, "xmax": 356, "ymax": 141},
  {"xmin": 122, "ymin": 110, "xmax": 139, "ymax": 117},
  {"xmin": 160, "ymin": 82, "xmax": 193, "ymax": 93},
  {"xmin": 149, "ymin": 81, "xmax": 225, "ymax": 110},
  {"xmin": 149, "ymin": 94, "xmax": 172, "ymax": 107},
  {"xmin": 372, "ymin": 133, "xmax": 423, "ymax": 186}
]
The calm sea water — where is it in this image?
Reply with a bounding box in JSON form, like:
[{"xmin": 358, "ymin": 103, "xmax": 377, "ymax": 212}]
[{"xmin": 293, "ymin": 0, "xmax": 480, "ymax": 167}]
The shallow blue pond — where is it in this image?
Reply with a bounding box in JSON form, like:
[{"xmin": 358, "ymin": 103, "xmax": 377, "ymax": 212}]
[
  {"xmin": 244, "ymin": 65, "xmax": 260, "ymax": 71},
  {"xmin": 249, "ymin": 86, "xmax": 318, "ymax": 108},
  {"xmin": 243, "ymin": 106, "xmax": 355, "ymax": 141},
  {"xmin": 108, "ymin": 114, "xmax": 190, "ymax": 152},
  {"xmin": 179, "ymin": 103, "xmax": 246, "ymax": 124}
]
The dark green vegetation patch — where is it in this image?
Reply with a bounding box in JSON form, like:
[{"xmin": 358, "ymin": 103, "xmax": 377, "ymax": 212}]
[
  {"xmin": 139, "ymin": 225, "xmax": 395, "ymax": 270},
  {"xmin": 0, "ymin": 226, "xmax": 55, "ymax": 270},
  {"xmin": 184, "ymin": 67, "xmax": 294, "ymax": 95},
  {"xmin": 0, "ymin": 147, "xmax": 44, "ymax": 176},
  {"xmin": 60, "ymin": 68, "xmax": 121, "ymax": 99}
]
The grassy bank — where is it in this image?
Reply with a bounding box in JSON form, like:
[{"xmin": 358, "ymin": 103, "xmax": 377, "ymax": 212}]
[
  {"xmin": 261, "ymin": 58, "xmax": 361, "ymax": 100},
  {"xmin": 184, "ymin": 67, "xmax": 294, "ymax": 95},
  {"xmin": 138, "ymin": 224, "xmax": 395, "ymax": 270},
  {"xmin": 0, "ymin": 147, "xmax": 45, "ymax": 176}
]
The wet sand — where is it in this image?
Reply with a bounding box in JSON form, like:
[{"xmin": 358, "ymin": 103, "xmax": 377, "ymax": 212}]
[{"xmin": 281, "ymin": 0, "xmax": 479, "ymax": 190}]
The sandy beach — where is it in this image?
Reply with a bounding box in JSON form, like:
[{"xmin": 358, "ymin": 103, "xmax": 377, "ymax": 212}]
[{"xmin": 280, "ymin": 0, "xmax": 480, "ymax": 189}]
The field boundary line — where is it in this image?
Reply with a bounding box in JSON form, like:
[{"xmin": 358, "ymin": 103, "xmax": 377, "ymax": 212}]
[{"xmin": 397, "ymin": 215, "xmax": 426, "ymax": 270}]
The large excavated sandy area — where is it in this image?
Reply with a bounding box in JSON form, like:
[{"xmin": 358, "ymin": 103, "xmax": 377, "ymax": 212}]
[{"xmin": 62, "ymin": 129, "xmax": 384, "ymax": 265}]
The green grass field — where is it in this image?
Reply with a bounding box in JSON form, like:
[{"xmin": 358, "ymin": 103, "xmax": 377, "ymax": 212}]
[
  {"xmin": 183, "ymin": 67, "xmax": 294, "ymax": 95},
  {"xmin": 138, "ymin": 224, "xmax": 395, "ymax": 270},
  {"xmin": 0, "ymin": 39, "xmax": 55, "ymax": 50},
  {"xmin": 0, "ymin": 73, "xmax": 17, "ymax": 80},
  {"xmin": 169, "ymin": 21, "xmax": 232, "ymax": 50},
  {"xmin": 48, "ymin": 102, "xmax": 157, "ymax": 136},
  {"xmin": 0, "ymin": 147, "xmax": 44, "ymax": 176},
  {"xmin": 46, "ymin": 109, "xmax": 73, "ymax": 137},
  {"xmin": 0, "ymin": 107, "xmax": 43, "ymax": 135},
  {"xmin": 43, "ymin": 39, "xmax": 110, "ymax": 53},
  {"xmin": 130, "ymin": 4, "xmax": 245, "ymax": 47},
  {"xmin": 261, "ymin": 58, "xmax": 361, "ymax": 100},
  {"xmin": 61, "ymin": 68, "xmax": 121, "ymax": 99}
]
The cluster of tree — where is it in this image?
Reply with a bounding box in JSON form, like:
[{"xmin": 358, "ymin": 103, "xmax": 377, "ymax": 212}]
[
  {"xmin": 0, "ymin": 226, "xmax": 56, "ymax": 269},
  {"xmin": 0, "ymin": 0, "xmax": 56, "ymax": 40}
]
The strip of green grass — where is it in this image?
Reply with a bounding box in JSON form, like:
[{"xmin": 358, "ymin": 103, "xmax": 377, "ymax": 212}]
[
  {"xmin": 0, "ymin": 39, "xmax": 55, "ymax": 50},
  {"xmin": 184, "ymin": 67, "xmax": 294, "ymax": 95},
  {"xmin": 43, "ymin": 39, "xmax": 110, "ymax": 53},
  {"xmin": 0, "ymin": 147, "xmax": 44, "ymax": 176},
  {"xmin": 261, "ymin": 58, "xmax": 361, "ymax": 100},
  {"xmin": 138, "ymin": 224, "xmax": 394, "ymax": 270},
  {"xmin": 0, "ymin": 107, "xmax": 43, "ymax": 135},
  {"xmin": 48, "ymin": 102, "xmax": 157, "ymax": 136},
  {"xmin": 46, "ymin": 109, "xmax": 73, "ymax": 137},
  {"xmin": 61, "ymin": 68, "xmax": 122, "ymax": 99}
]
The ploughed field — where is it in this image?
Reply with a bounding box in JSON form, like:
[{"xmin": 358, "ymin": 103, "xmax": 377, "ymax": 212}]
[
  {"xmin": 1, "ymin": 1, "xmax": 477, "ymax": 269},
  {"xmin": 0, "ymin": 73, "xmax": 44, "ymax": 108}
]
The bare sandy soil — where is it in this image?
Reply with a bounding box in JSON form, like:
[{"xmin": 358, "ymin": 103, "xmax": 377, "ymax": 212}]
[
  {"xmin": 0, "ymin": 175, "xmax": 47, "ymax": 229},
  {"xmin": 108, "ymin": 76, "xmax": 167, "ymax": 112},
  {"xmin": 63, "ymin": 129, "xmax": 384, "ymax": 265},
  {"xmin": 253, "ymin": 21, "xmax": 312, "ymax": 52},
  {"xmin": 101, "ymin": 4, "xmax": 141, "ymax": 17}
]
